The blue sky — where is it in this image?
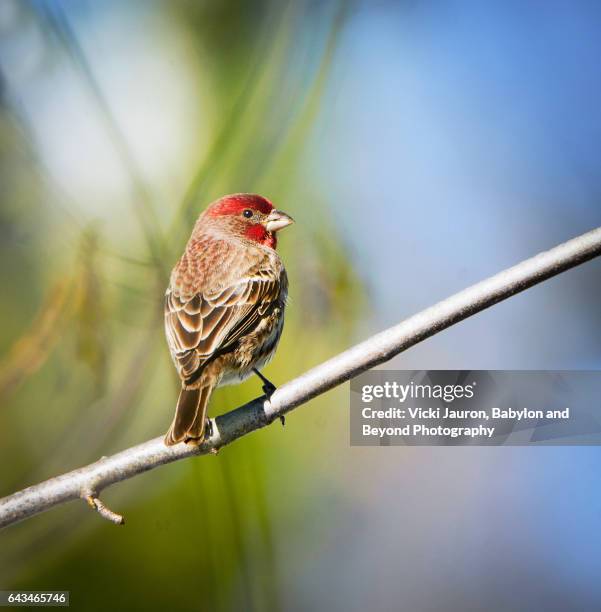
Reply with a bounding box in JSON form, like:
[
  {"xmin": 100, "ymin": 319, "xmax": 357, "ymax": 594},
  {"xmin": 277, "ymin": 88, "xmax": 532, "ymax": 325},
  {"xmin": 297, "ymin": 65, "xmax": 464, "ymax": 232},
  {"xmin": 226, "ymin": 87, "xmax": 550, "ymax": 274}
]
[{"xmin": 308, "ymin": 0, "xmax": 601, "ymax": 370}]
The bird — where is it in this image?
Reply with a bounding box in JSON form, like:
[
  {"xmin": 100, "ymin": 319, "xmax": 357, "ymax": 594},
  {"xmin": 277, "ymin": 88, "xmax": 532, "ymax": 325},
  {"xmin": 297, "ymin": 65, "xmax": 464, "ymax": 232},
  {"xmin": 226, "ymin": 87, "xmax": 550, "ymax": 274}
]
[{"xmin": 163, "ymin": 193, "xmax": 294, "ymax": 446}]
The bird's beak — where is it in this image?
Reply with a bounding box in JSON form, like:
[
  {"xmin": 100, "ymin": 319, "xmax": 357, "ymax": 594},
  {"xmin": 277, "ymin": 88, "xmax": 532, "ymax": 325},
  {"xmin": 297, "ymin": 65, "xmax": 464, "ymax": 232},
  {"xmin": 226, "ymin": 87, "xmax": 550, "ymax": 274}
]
[{"xmin": 264, "ymin": 209, "xmax": 294, "ymax": 233}]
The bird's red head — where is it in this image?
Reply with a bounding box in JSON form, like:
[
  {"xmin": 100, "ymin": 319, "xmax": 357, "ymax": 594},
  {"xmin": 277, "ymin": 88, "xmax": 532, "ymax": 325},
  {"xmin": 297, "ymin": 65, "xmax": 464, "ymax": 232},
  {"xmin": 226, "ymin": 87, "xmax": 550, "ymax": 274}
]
[{"xmin": 204, "ymin": 193, "xmax": 294, "ymax": 249}]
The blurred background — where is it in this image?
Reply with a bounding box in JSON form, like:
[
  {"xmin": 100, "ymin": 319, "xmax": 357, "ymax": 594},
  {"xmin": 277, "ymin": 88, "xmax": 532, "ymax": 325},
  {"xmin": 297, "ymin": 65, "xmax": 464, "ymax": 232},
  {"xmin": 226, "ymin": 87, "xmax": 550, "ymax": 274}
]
[{"xmin": 1, "ymin": 0, "xmax": 601, "ymax": 610}]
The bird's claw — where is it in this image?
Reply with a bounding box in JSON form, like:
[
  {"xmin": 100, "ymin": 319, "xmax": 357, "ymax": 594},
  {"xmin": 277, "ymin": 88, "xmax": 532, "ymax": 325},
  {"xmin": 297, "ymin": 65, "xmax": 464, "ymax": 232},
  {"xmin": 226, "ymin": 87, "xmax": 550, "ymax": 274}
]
[
  {"xmin": 254, "ymin": 368, "xmax": 277, "ymax": 398},
  {"xmin": 262, "ymin": 382, "xmax": 277, "ymax": 398},
  {"xmin": 253, "ymin": 368, "xmax": 282, "ymax": 425}
]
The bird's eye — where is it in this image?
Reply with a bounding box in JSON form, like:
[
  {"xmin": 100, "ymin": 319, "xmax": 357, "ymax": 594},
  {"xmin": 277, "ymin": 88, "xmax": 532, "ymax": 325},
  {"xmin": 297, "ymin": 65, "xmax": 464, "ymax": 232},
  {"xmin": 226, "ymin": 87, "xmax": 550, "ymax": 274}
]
[{"xmin": 242, "ymin": 209, "xmax": 253, "ymax": 218}]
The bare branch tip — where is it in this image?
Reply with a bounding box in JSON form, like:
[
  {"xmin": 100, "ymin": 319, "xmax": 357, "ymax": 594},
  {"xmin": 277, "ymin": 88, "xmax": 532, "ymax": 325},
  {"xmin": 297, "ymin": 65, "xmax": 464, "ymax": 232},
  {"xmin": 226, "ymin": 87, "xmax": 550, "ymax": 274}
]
[{"xmin": 84, "ymin": 494, "xmax": 125, "ymax": 526}]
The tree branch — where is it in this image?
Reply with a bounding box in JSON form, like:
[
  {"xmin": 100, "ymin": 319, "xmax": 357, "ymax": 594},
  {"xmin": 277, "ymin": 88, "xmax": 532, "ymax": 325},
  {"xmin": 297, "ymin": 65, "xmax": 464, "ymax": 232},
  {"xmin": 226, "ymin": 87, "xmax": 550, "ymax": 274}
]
[{"xmin": 2, "ymin": 227, "xmax": 601, "ymax": 530}]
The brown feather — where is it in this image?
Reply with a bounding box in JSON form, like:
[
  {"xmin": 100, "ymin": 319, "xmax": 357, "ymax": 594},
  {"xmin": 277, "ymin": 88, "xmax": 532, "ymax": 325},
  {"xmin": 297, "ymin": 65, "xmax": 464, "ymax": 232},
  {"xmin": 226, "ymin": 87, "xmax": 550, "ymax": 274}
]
[{"xmin": 164, "ymin": 387, "xmax": 200, "ymax": 446}]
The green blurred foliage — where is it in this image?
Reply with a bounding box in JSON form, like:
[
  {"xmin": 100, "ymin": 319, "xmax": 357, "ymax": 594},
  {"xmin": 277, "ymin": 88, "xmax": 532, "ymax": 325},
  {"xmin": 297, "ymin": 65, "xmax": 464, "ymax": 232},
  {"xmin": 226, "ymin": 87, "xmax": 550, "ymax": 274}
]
[{"xmin": 0, "ymin": 1, "xmax": 363, "ymax": 610}]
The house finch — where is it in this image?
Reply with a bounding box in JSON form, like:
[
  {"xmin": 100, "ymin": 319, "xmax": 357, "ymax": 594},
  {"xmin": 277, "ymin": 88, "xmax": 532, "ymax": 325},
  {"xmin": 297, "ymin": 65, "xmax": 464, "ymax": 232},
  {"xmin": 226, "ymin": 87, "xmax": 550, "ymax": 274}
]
[{"xmin": 163, "ymin": 194, "xmax": 294, "ymax": 446}]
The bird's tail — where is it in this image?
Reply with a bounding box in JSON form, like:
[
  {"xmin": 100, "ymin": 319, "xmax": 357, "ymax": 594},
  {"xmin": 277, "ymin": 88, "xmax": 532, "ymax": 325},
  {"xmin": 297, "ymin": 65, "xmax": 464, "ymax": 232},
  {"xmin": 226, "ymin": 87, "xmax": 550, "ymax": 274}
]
[{"xmin": 164, "ymin": 384, "xmax": 214, "ymax": 446}]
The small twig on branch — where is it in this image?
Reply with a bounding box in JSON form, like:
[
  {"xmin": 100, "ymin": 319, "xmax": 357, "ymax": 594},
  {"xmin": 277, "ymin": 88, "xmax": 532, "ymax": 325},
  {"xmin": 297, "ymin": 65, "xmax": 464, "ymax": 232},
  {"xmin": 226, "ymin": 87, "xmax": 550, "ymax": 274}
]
[
  {"xmin": 1, "ymin": 226, "xmax": 601, "ymax": 530},
  {"xmin": 84, "ymin": 494, "xmax": 124, "ymax": 526}
]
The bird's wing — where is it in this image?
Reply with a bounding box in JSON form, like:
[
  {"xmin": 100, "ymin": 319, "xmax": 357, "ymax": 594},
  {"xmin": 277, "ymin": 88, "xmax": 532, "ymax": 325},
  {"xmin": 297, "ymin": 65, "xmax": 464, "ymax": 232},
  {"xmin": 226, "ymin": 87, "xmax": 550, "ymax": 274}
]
[{"xmin": 164, "ymin": 267, "xmax": 280, "ymax": 384}]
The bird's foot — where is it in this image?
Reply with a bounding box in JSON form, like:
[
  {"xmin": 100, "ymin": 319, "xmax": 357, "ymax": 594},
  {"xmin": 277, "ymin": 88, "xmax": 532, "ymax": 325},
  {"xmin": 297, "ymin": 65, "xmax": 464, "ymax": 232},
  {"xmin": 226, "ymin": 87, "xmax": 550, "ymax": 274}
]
[
  {"xmin": 253, "ymin": 368, "xmax": 277, "ymax": 398},
  {"xmin": 252, "ymin": 368, "xmax": 283, "ymax": 427},
  {"xmin": 262, "ymin": 384, "xmax": 284, "ymax": 428},
  {"xmin": 263, "ymin": 381, "xmax": 277, "ymax": 397},
  {"xmin": 205, "ymin": 421, "xmax": 220, "ymax": 453}
]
